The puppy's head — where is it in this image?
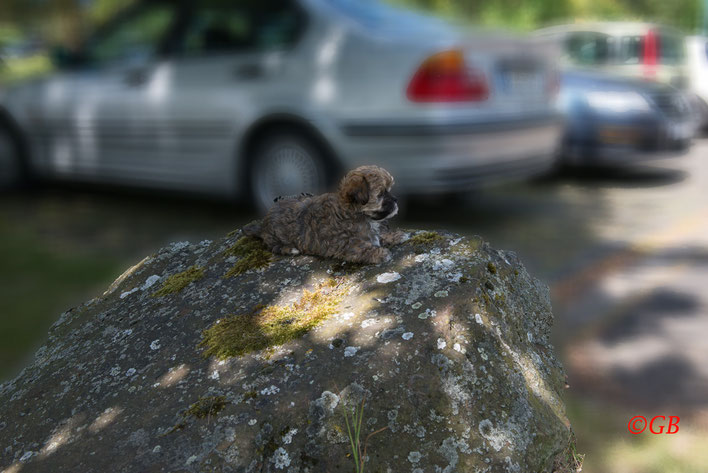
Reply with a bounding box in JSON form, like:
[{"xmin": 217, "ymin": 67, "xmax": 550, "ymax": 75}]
[{"xmin": 338, "ymin": 165, "xmax": 398, "ymax": 220}]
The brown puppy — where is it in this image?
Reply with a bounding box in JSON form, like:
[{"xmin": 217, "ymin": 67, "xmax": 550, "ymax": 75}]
[{"xmin": 244, "ymin": 165, "xmax": 403, "ymax": 264}]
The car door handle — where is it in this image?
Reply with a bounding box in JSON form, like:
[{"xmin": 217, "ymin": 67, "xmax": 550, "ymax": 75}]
[{"xmin": 233, "ymin": 63, "xmax": 264, "ymax": 80}]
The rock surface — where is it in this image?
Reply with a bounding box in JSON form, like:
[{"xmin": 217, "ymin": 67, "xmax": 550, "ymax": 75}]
[{"xmin": 0, "ymin": 229, "xmax": 575, "ymax": 472}]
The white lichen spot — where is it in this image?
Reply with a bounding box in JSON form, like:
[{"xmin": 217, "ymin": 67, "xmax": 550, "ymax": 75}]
[
  {"xmin": 126, "ymin": 368, "xmax": 136, "ymax": 377},
  {"xmin": 209, "ymin": 370, "xmax": 220, "ymax": 380},
  {"xmin": 141, "ymin": 275, "xmax": 161, "ymax": 290},
  {"xmin": 414, "ymin": 253, "xmax": 428, "ymax": 263},
  {"xmin": 186, "ymin": 455, "xmax": 198, "ymax": 465},
  {"xmin": 281, "ymin": 428, "xmax": 298, "ymax": 445},
  {"xmin": 408, "ymin": 451, "xmax": 422, "ymax": 464},
  {"xmin": 402, "ymin": 332, "xmax": 414, "ymax": 340},
  {"xmin": 272, "ymin": 447, "xmax": 291, "ymax": 469},
  {"xmin": 119, "ymin": 287, "xmax": 138, "ymax": 299},
  {"xmin": 434, "ymin": 290, "xmax": 449, "ymax": 298},
  {"xmin": 411, "ymin": 302, "xmax": 422, "ymax": 309},
  {"xmin": 376, "ymin": 272, "xmax": 401, "ymax": 284},
  {"xmin": 149, "ymin": 339, "xmax": 161, "ymax": 351},
  {"xmin": 261, "ymin": 385, "xmax": 280, "ymax": 395},
  {"xmin": 109, "ymin": 367, "xmax": 121, "ymax": 377},
  {"xmin": 453, "ymin": 343, "xmax": 462, "ymax": 352},
  {"xmin": 437, "ymin": 338, "xmax": 447, "ymax": 350},
  {"xmin": 338, "ymin": 312, "xmax": 355, "ymax": 320},
  {"xmin": 475, "ymin": 313, "xmax": 484, "ymax": 325},
  {"xmin": 478, "ymin": 347, "xmax": 488, "ymax": 361},
  {"xmin": 418, "ymin": 309, "xmax": 436, "ymax": 320},
  {"xmin": 152, "ymin": 445, "xmax": 161, "ymax": 453},
  {"xmin": 527, "ymin": 331, "xmax": 534, "ymax": 343},
  {"xmin": 344, "ymin": 346, "xmax": 360, "ymax": 357},
  {"xmin": 248, "ymin": 419, "xmax": 257, "ymax": 426},
  {"xmin": 478, "ymin": 419, "xmax": 508, "ymax": 452},
  {"xmin": 361, "ymin": 318, "xmax": 378, "ymax": 328},
  {"xmin": 432, "ymin": 258, "xmax": 454, "ymax": 271}
]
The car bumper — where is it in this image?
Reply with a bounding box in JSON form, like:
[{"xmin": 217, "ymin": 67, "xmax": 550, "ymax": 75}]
[
  {"xmin": 335, "ymin": 113, "xmax": 563, "ymax": 193},
  {"xmin": 562, "ymin": 116, "xmax": 693, "ymax": 166}
]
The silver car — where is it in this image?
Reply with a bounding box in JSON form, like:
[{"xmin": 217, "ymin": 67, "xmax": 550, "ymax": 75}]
[{"xmin": 0, "ymin": 0, "xmax": 563, "ymax": 210}]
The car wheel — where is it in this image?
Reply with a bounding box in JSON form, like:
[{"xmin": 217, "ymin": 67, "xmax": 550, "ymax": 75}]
[
  {"xmin": 249, "ymin": 132, "xmax": 331, "ymax": 213},
  {"xmin": 0, "ymin": 125, "xmax": 24, "ymax": 190}
]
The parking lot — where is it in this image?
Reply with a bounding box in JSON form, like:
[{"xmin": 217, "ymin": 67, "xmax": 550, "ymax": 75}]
[{"xmin": 1, "ymin": 137, "xmax": 707, "ymax": 471}]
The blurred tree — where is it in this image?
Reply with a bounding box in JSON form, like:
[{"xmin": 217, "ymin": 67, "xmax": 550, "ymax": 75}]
[{"xmin": 388, "ymin": 0, "xmax": 702, "ymax": 31}]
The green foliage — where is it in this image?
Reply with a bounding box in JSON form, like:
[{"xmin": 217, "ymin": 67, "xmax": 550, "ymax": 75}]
[
  {"xmin": 341, "ymin": 400, "xmax": 388, "ymax": 473},
  {"xmin": 386, "ymin": 0, "xmax": 703, "ymax": 32}
]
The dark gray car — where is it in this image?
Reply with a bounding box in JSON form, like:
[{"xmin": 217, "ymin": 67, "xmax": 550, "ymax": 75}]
[{"xmin": 559, "ymin": 69, "xmax": 695, "ymax": 167}]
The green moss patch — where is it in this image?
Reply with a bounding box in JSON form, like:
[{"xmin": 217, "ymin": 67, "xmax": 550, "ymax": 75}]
[
  {"xmin": 408, "ymin": 231, "xmax": 444, "ymax": 252},
  {"xmin": 223, "ymin": 236, "xmax": 272, "ymax": 278},
  {"xmin": 487, "ymin": 262, "xmax": 497, "ymax": 274},
  {"xmin": 185, "ymin": 395, "xmax": 229, "ymax": 419},
  {"xmin": 165, "ymin": 395, "xmax": 229, "ymax": 434},
  {"xmin": 200, "ymin": 279, "xmax": 347, "ymax": 359},
  {"xmin": 152, "ymin": 265, "xmax": 204, "ymax": 297}
]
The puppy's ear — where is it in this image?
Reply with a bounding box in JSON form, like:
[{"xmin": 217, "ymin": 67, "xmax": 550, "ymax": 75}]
[{"xmin": 341, "ymin": 173, "xmax": 369, "ymax": 206}]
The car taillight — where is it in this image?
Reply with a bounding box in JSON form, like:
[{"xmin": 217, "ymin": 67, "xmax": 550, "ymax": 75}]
[
  {"xmin": 642, "ymin": 28, "xmax": 658, "ymax": 79},
  {"xmin": 407, "ymin": 50, "xmax": 489, "ymax": 103}
]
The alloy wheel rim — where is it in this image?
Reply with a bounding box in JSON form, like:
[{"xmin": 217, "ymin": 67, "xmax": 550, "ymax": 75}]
[{"xmin": 254, "ymin": 142, "xmax": 322, "ymax": 211}]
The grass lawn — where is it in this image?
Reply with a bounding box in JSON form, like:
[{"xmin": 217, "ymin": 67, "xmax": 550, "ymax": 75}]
[{"xmin": 0, "ymin": 217, "xmax": 121, "ymax": 380}]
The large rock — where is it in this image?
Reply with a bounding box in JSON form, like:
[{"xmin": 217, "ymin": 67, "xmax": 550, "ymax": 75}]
[{"xmin": 0, "ymin": 229, "xmax": 576, "ymax": 473}]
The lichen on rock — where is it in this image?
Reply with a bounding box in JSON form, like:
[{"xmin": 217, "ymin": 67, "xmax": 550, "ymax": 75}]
[{"xmin": 0, "ymin": 228, "xmax": 576, "ymax": 473}]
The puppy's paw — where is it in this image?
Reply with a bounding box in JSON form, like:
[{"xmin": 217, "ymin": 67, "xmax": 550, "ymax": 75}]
[
  {"xmin": 372, "ymin": 248, "xmax": 392, "ymax": 264},
  {"xmin": 382, "ymin": 230, "xmax": 407, "ymax": 246}
]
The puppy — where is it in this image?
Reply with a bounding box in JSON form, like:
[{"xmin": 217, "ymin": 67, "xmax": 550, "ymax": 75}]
[{"xmin": 244, "ymin": 165, "xmax": 403, "ymax": 264}]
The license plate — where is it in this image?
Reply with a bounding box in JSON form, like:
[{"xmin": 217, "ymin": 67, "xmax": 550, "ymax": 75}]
[{"xmin": 499, "ymin": 71, "xmax": 542, "ymax": 95}]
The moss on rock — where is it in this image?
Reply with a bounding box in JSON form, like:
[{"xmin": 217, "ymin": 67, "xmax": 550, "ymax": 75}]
[
  {"xmin": 223, "ymin": 236, "xmax": 272, "ymax": 278},
  {"xmin": 185, "ymin": 395, "xmax": 229, "ymax": 420},
  {"xmin": 199, "ymin": 279, "xmax": 347, "ymax": 359},
  {"xmin": 152, "ymin": 265, "xmax": 204, "ymax": 297},
  {"xmin": 407, "ymin": 231, "xmax": 444, "ymax": 252}
]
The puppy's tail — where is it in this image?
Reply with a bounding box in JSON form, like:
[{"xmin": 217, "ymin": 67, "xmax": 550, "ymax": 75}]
[{"xmin": 242, "ymin": 220, "xmax": 262, "ymax": 238}]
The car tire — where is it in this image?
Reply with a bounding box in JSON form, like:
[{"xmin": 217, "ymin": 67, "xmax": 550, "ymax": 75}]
[
  {"xmin": 0, "ymin": 125, "xmax": 26, "ymax": 191},
  {"xmin": 248, "ymin": 131, "xmax": 333, "ymax": 213}
]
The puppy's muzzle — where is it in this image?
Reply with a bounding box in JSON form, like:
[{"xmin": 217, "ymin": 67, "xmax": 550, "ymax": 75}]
[{"xmin": 371, "ymin": 194, "xmax": 398, "ymax": 221}]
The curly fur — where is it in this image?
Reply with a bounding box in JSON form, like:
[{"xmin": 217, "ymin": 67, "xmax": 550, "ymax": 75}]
[{"xmin": 244, "ymin": 165, "xmax": 403, "ymax": 264}]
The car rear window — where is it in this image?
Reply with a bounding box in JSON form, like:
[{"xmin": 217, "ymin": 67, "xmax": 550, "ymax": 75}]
[{"xmin": 620, "ymin": 32, "xmax": 685, "ymax": 65}]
